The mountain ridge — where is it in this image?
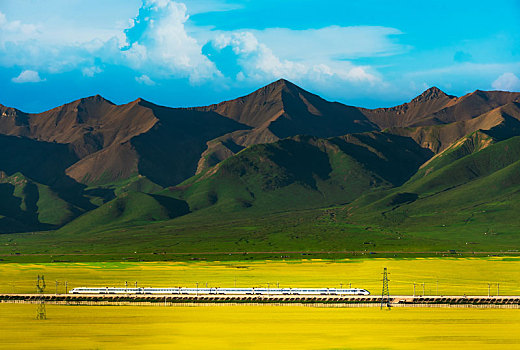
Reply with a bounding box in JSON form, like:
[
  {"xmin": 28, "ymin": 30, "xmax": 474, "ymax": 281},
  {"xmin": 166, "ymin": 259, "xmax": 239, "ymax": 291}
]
[{"xmin": 1, "ymin": 80, "xmax": 520, "ymax": 240}]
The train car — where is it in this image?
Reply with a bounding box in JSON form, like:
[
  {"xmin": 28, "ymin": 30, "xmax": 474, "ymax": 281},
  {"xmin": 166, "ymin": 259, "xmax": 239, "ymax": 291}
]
[
  {"xmin": 216, "ymin": 288, "xmax": 255, "ymax": 295},
  {"xmin": 328, "ymin": 288, "xmax": 370, "ymax": 295},
  {"xmin": 70, "ymin": 287, "xmax": 370, "ymax": 295}
]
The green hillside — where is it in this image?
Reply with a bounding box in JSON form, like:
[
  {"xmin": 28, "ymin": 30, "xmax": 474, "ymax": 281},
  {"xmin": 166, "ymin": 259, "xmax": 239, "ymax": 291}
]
[
  {"xmin": 59, "ymin": 191, "xmax": 189, "ymax": 235},
  {"xmin": 344, "ymin": 134, "xmax": 520, "ymax": 242},
  {"xmin": 0, "ymin": 172, "xmax": 76, "ymax": 233},
  {"xmin": 168, "ymin": 132, "xmax": 432, "ymax": 215},
  {"xmin": 35, "ymin": 129, "xmax": 520, "ymax": 258}
]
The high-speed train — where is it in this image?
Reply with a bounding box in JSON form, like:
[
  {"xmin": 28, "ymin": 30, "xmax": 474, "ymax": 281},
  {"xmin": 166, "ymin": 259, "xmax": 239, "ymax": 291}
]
[{"xmin": 70, "ymin": 287, "xmax": 370, "ymax": 295}]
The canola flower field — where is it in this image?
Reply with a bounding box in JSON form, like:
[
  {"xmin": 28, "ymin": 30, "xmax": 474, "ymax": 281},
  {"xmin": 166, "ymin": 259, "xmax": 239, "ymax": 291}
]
[
  {"xmin": 1, "ymin": 257, "xmax": 519, "ymax": 295},
  {"xmin": 1, "ymin": 304, "xmax": 519, "ymax": 349},
  {"xmin": 2, "ymin": 258, "xmax": 520, "ymax": 349}
]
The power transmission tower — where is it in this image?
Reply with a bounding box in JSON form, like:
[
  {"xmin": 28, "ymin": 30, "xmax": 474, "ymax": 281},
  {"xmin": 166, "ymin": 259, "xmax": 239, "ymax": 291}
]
[
  {"xmin": 380, "ymin": 268, "xmax": 390, "ymax": 309},
  {"xmin": 36, "ymin": 275, "xmax": 46, "ymax": 320}
]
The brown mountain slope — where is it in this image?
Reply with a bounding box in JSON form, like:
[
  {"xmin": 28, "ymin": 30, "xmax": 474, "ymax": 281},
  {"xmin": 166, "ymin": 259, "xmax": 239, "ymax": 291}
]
[
  {"xmin": 61, "ymin": 99, "xmax": 249, "ymax": 185},
  {"xmin": 0, "ymin": 96, "xmax": 248, "ymax": 186},
  {"xmin": 361, "ymin": 88, "xmax": 520, "ymax": 129},
  {"xmin": 413, "ymin": 90, "xmax": 520, "ymax": 126},
  {"xmin": 0, "ymin": 96, "xmax": 158, "ymax": 159},
  {"xmin": 361, "ymin": 87, "xmax": 456, "ymax": 129},
  {"xmin": 196, "ymin": 79, "xmax": 375, "ymax": 136},
  {"xmin": 128, "ymin": 101, "xmax": 250, "ymax": 186},
  {"xmin": 195, "ymin": 79, "xmax": 377, "ymax": 173},
  {"xmin": 32, "ymin": 96, "xmax": 159, "ymax": 158},
  {"xmin": 386, "ymin": 101, "xmax": 520, "ymax": 153},
  {"xmin": 0, "ymin": 104, "xmax": 30, "ymax": 136},
  {"xmin": 2, "ymin": 81, "xmax": 520, "ymax": 187}
]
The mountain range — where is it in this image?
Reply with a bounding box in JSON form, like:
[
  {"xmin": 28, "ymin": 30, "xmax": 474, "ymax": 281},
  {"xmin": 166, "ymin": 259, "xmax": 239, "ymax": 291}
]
[{"xmin": 1, "ymin": 79, "xmax": 519, "ymax": 253}]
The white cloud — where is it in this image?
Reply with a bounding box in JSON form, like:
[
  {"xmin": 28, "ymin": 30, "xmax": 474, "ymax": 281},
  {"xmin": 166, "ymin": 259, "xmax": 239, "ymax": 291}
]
[
  {"xmin": 135, "ymin": 74, "xmax": 156, "ymax": 85},
  {"xmin": 213, "ymin": 32, "xmax": 306, "ymax": 80},
  {"xmin": 0, "ymin": 11, "xmax": 99, "ymax": 72},
  {"xmin": 249, "ymin": 26, "xmax": 405, "ymax": 60},
  {"xmin": 82, "ymin": 66, "xmax": 102, "ymax": 77},
  {"xmin": 492, "ymin": 72, "xmax": 520, "ymax": 91},
  {"xmin": 211, "ymin": 31, "xmax": 380, "ymax": 85},
  {"xmin": 0, "ymin": 11, "xmax": 39, "ymax": 45},
  {"xmin": 0, "ymin": 1, "xmax": 397, "ymax": 89},
  {"xmin": 183, "ymin": 0, "xmax": 242, "ymax": 15},
  {"xmin": 11, "ymin": 70, "xmax": 45, "ymax": 83},
  {"xmin": 119, "ymin": 0, "xmax": 220, "ymax": 82},
  {"xmin": 0, "ymin": 2, "xmax": 221, "ymax": 82}
]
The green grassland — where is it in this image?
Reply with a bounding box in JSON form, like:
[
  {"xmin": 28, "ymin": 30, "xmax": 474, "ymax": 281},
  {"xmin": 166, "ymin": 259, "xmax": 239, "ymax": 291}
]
[
  {"xmin": 0, "ymin": 130, "xmax": 519, "ymax": 261},
  {"xmin": 0, "ymin": 201, "xmax": 518, "ymax": 263}
]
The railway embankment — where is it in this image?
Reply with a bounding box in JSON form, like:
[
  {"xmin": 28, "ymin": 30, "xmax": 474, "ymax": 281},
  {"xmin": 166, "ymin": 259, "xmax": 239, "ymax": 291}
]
[{"xmin": 1, "ymin": 294, "xmax": 519, "ymax": 308}]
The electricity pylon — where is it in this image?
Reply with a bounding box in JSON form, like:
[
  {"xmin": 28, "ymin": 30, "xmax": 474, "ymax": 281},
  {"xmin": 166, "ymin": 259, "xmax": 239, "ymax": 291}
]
[
  {"xmin": 36, "ymin": 275, "xmax": 46, "ymax": 320},
  {"xmin": 380, "ymin": 268, "xmax": 390, "ymax": 309}
]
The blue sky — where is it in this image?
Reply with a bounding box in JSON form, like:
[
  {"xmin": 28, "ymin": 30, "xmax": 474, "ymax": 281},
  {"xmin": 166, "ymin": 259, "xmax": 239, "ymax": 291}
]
[{"xmin": 1, "ymin": 0, "xmax": 519, "ymax": 112}]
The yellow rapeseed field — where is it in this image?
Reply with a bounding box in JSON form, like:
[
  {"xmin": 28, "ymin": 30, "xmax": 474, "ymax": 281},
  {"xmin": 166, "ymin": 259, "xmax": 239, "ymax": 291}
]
[
  {"xmin": 2, "ymin": 258, "xmax": 519, "ymax": 349},
  {"xmin": 1, "ymin": 257, "xmax": 519, "ymax": 296},
  {"xmin": 1, "ymin": 303, "xmax": 519, "ymax": 349}
]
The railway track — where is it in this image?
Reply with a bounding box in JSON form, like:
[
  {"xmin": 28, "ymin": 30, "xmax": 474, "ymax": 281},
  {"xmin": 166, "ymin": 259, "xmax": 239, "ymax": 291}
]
[{"xmin": 2, "ymin": 293, "xmax": 519, "ymax": 306}]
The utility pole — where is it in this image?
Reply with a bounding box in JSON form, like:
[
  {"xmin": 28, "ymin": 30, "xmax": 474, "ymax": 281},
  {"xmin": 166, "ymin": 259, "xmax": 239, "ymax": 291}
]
[
  {"xmin": 380, "ymin": 268, "xmax": 390, "ymax": 309},
  {"xmin": 65, "ymin": 281, "xmax": 68, "ymax": 294},
  {"xmin": 413, "ymin": 282, "xmax": 416, "ymax": 297},
  {"xmin": 135, "ymin": 281, "xmax": 137, "ymax": 288},
  {"xmin": 422, "ymin": 283, "xmax": 425, "ymax": 296},
  {"xmin": 497, "ymin": 283, "xmax": 500, "ymax": 296},
  {"xmin": 488, "ymin": 283, "xmax": 491, "ymax": 297},
  {"xmin": 196, "ymin": 282, "xmax": 199, "ymax": 296},
  {"xmin": 55, "ymin": 280, "xmax": 58, "ymax": 295}
]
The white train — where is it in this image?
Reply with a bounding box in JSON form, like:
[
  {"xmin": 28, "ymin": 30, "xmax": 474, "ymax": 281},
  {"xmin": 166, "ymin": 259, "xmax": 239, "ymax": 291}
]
[{"xmin": 70, "ymin": 287, "xmax": 370, "ymax": 296}]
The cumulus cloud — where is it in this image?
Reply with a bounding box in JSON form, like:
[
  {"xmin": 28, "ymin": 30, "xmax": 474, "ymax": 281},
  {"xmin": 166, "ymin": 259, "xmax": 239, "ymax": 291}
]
[
  {"xmin": 0, "ymin": 11, "xmax": 101, "ymax": 72},
  {"xmin": 135, "ymin": 74, "xmax": 156, "ymax": 85},
  {"xmin": 0, "ymin": 1, "xmax": 399, "ymax": 90},
  {"xmin": 119, "ymin": 0, "xmax": 220, "ymax": 82},
  {"xmin": 492, "ymin": 72, "xmax": 520, "ymax": 91},
  {"xmin": 212, "ymin": 32, "xmax": 306, "ymax": 80},
  {"xmin": 11, "ymin": 70, "xmax": 45, "ymax": 83},
  {"xmin": 0, "ymin": 11, "xmax": 39, "ymax": 45},
  {"xmin": 82, "ymin": 66, "xmax": 102, "ymax": 77},
  {"xmin": 0, "ymin": 2, "xmax": 221, "ymax": 82},
  {"xmin": 210, "ymin": 31, "xmax": 380, "ymax": 85}
]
